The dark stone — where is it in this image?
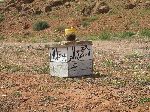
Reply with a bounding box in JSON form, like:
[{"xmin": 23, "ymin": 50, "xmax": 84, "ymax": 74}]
[
  {"xmin": 66, "ymin": 34, "xmax": 76, "ymax": 41},
  {"xmin": 125, "ymin": 3, "xmax": 136, "ymax": 9},
  {"xmin": 45, "ymin": 5, "xmax": 52, "ymax": 12}
]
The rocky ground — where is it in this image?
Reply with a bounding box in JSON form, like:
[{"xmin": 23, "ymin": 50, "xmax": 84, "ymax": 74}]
[
  {"xmin": 0, "ymin": 40, "xmax": 150, "ymax": 112},
  {"xmin": 0, "ymin": 0, "xmax": 150, "ymax": 112}
]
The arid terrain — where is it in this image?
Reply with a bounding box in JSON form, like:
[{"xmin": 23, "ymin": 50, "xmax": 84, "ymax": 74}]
[
  {"xmin": 0, "ymin": 40, "xmax": 150, "ymax": 112},
  {"xmin": 0, "ymin": 0, "xmax": 150, "ymax": 112},
  {"xmin": 0, "ymin": 0, "xmax": 150, "ymax": 42}
]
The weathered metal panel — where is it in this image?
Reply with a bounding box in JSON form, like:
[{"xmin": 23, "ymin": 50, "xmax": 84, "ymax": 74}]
[{"xmin": 68, "ymin": 60, "xmax": 93, "ymax": 77}]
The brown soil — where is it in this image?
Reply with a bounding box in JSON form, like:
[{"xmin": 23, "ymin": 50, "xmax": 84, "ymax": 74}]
[
  {"xmin": 0, "ymin": 40, "xmax": 150, "ymax": 112},
  {"xmin": 0, "ymin": 0, "xmax": 150, "ymax": 42},
  {"xmin": 0, "ymin": 0, "xmax": 150, "ymax": 111}
]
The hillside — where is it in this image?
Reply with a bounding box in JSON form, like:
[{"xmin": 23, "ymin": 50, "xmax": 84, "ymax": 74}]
[
  {"xmin": 0, "ymin": 0, "xmax": 150, "ymax": 42},
  {"xmin": 0, "ymin": 1, "xmax": 150, "ymax": 112}
]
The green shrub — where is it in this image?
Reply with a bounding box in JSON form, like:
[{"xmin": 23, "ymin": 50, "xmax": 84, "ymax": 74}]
[
  {"xmin": 139, "ymin": 97, "xmax": 150, "ymax": 104},
  {"xmin": 33, "ymin": 21, "xmax": 49, "ymax": 31},
  {"xmin": 87, "ymin": 35, "xmax": 98, "ymax": 40},
  {"xmin": 118, "ymin": 31, "xmax": 135, "ymax": 39},
  {"xmin": 98, "ymin": 31, "xmax": 111, "ymax": 40},
  {"xmin": 140, "ymin": 29, "xmax": 150, "ymax": 38},
  {"xmin": 0, "ymin": 64, "xmax": 24, "ymax": 73}
]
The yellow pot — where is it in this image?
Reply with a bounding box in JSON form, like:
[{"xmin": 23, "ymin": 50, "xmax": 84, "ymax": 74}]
[{"xmin": 65, "ymin": 27, "xmax": 76, "ymax": 36}]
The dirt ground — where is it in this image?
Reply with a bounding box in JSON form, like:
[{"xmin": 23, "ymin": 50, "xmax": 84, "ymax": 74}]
[
  {"xmin": 0, "ymin": 0, "xmax": 150, "ymax": 112},
  {"xmin": 0, "ymin": 39, "xmax": 150, "ymax": 112}
]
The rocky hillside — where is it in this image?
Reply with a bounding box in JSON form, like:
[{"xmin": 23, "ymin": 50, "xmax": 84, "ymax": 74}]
[{"xmin": 0, "ymin": 0, "xmax": 150, "ymax": 42}]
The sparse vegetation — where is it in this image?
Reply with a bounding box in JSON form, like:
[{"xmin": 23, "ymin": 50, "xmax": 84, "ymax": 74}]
[
  {"xmin": 140, "ymin": 29, "xmax": 150, "ymax": 38},
  {"xmin": 117, "ymin": 31, "xmax": 135, "ymax": 39},
  {"xmin": 33, "ymin": 21, "xmax": 49, "ymax": 31},
  {"xmin": 13, "ymin": 91, "xmax": 22, "ymax": 97},
  {"xmin": 87, "ymin": 31, "xmax": 111, "ymax": 40},
  {"xmin": 39, "ymin": 96, "xmax": 57, "ymax": 104},
  {"xmin": 81, "ymin": 15, "xmax": 98, "ymax": 27},
  {"xmin": 0, "ymin": 35, "xmax": 5, "ymax": 41},
  {"xmin": 98, "ymin": 31, "xmax": 111, "ymax": 40},
  {"xmin": 110, "ymin": 78, "xmax": 126, "ymax": 88},
  {"xmin": 55, "ymin": 25, "xmax": 66, "ymax": 32},
  {"xmin": 125, "ymin": 52, "xmax": 143, "ymax": 59},
  {"xmin": 0, "ymin": 40, "xmax": 150, "ymax": 111},
  {"xmin": 53, "ymin": 36, "xmax": 63, "ymax": 42},
  {"xmin": 0, "ymin": 64, "xmax": 24, "ymax": 73},
  {"xmin": 134, "ymin": 75, "xmax": 150, "ymax": 86},
  {"xmin": 0, "ymin": 0, "xmax": 150, "ymax": 111},
  {"xmin": 87, "ymin": 31, "xmax": 143, "ymax": 40},
  {"xmin": 32, "ymin": 64, "xmax": 49, "ymax": 74},
  {"xmin": 0, "ymin": 13, "xmax": 4, "ymax": 22},
  {"xmin": 139, "ymin": 97, "xmax": 150, "ymax": 104},
  {"xmin": 102, "ymin": 59, "xmax": 114, "ymax": 67}
]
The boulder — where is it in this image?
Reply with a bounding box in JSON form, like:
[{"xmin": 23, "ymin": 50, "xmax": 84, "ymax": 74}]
[{"xmin": 81, "ymin": 1, "xmax": 110, "ymax": 15}]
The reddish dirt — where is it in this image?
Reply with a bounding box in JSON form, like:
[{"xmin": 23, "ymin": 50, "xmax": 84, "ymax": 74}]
[
  {"xmin": 0, "ymin": 0, "xmax": 150, "ymax": 111},
  {"xmin": 0, "ymin": 0, "xmax": 150, "ymax": 42},
  {"xmin": 0, "ymin": 40, "xmax": 150, "ymax": 112}
]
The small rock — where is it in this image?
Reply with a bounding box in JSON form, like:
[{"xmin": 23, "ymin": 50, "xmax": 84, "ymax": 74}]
[
  {"xmin": 44, "ymin": 5, "xmax": 52, "ymax": 12},
  {"xmin": 125, "ymin": 3, "xmax": 136, "ymax": 9},
  {"xmin": 94, "ymin": 5, "xmax": 110, "ymax": 14},
  {"xmin": 23, "ymin": 23, "xmax": 30, "ymax": 29},
  {"xmin": 93, "ymin": 1, "xmax": 110, "ymax": 14},
  {"xmin": 2, "ymin": 94, "xmax": 7, "ymax": 97}
]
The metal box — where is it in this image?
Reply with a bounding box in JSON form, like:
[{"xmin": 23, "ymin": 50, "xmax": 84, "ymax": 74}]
[{"xmin": 49, "ymin": 41, "xmax": 93, "ymax": 77}]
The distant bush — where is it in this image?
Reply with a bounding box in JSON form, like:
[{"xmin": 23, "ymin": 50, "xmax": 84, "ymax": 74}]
[
  {"xmin": 33, "ymin": 21, "xmax": 49, "ymax": 31},
  {"xmin": 98, "ymin": 31, "xmax": 111, "ymax": 40},
  {"xmin": 0, "ymin": 35, "xmax": 5, "ymax": 41},
  {"xmin": 140, "ymin": 29, "xmax": 150, "ymax": 38},
  {"xmin": 0, "ymin": 14, "xmax": 4, "ymax": 22}
]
